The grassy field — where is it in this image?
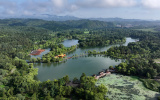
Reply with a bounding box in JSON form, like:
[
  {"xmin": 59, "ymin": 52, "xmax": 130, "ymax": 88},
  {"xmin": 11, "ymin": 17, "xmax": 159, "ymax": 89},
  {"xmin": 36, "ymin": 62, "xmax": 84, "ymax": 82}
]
[
  {"xmin": 84, "ymin": 31, "xmax": 89, "ymax": 34},
  {"xmin": 134, "ymin": 28, "xmax": 158, "ymax": 32},
  {"xmin": 96, "ymin": 74, "xmax": 160, "ymax": 100},
  {"xmin": 0, "ymin": 35, "xmax": 7, "ymax": 38}
]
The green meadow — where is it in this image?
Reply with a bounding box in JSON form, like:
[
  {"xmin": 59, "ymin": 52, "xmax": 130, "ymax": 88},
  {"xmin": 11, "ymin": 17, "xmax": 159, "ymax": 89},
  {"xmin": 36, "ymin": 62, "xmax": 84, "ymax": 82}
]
[
  {"xmin": 96, "ymin": 74, "xmax": 160, "ymax": 100},
  {"xmin": 84, "ymin": 31, "xmax": 89, "ymax": 34}
]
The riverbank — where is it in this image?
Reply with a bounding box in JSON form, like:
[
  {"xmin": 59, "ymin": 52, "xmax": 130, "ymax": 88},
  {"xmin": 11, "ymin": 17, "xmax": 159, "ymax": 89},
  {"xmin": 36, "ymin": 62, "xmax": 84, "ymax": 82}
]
[{"xmin": 96, "ymin": 74, "xmax": 160, "ymax": 100}]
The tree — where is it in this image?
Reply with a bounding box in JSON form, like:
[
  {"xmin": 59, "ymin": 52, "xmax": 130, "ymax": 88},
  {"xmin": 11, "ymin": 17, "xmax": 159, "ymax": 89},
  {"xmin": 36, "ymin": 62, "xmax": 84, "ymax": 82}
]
[
  {"xmin": 73, "ymin": 77, "xmax": 79, "ymax": 84},
  {"xmin": 16, "ymin": 94, "xmax": 25, "ymax": 100},
  {"xmin": 147, "ymin": 72, "xmax": 151, "ymax": 79},
  {"xmin": 63, "ymin": 75, "xmax": 69, "ymax": 83},
  {"xmin": 97, "ymin": 84, "xmax": 108, "ymax": 94},
  {"xmin": 44, "ymin": 92, "xmax": 51, "ymax": 100},
  {"xmin": 31, "ymin": 58, "xmax": 37, "ymax": 63},
  {"xmin": 37, "ymin": 57, "xmax": 41, "ymax": 62},
  {"xmin": 80, "ymin": 73, "xmax": 86, "ymax": 83},
  {"xmin": 31, "ymin": 93, "xmax": 37, "ymax": 100},
  {"xmin": 109, "ymin": 66, "xmax": 113, "ymax": 69}
]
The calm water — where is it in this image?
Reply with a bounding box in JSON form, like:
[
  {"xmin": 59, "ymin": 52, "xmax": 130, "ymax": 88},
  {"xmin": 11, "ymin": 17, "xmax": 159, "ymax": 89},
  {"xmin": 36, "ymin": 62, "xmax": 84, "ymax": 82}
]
[
  {"xmin": 61, "ymin": 39, "xmax": 79, "ymax": 47},
  {"xmin": 34, "ymin": 37, "xmax": 138, "ymax": 81}
]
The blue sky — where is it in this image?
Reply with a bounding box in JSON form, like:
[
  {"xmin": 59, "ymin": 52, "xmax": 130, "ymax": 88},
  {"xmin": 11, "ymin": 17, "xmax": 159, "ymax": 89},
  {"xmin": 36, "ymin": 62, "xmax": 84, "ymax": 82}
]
[{"xmin": 0, "ymin": 0, "xmax": 160, "ymax": 20}]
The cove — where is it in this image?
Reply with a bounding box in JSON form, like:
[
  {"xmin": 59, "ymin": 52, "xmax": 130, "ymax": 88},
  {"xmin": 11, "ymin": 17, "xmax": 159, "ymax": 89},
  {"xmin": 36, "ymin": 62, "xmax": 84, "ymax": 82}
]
[{"xmin": 34, "ymin": 37, "xmax": 138, "ymax": 81}]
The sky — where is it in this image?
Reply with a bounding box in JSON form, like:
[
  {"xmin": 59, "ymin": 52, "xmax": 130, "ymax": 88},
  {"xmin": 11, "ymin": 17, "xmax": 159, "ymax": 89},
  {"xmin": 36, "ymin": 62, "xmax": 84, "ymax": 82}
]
[{"xmin": 0, "ymin": 0, "xmax": 160, "ymax": 20}]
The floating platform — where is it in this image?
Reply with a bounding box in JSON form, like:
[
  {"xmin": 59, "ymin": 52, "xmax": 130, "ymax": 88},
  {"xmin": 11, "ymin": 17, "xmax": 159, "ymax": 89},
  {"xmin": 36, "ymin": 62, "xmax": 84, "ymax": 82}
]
[{"xmin": 94, "ymin": 70, "xmax": 111, "ymax": 80}]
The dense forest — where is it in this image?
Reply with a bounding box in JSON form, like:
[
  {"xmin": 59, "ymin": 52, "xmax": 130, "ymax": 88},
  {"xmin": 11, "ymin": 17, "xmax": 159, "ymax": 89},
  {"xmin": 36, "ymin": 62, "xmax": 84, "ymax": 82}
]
[
  {"xmin": 0, "ymin": 19, "xmax": 117, "ymax": 99},
  {"xmin": 1, "ymin": 18, "xmax": 160, "ymax": 99},
  {"xmin": 0, "ymin": 19, "xmax": 115, "ymax": 31}
]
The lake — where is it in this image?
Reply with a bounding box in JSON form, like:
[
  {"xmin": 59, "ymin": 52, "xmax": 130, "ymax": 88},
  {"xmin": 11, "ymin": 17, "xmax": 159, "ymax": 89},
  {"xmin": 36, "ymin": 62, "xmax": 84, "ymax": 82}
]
[
  {"xmin": 34, "ymin": 37, "xmax": 138, "ymax": 81},
  {"xmin": 61, "ymin": 39, "xmax": 79, "ymax": 47},
  {"xmin": 33, "ymin": 37, "xmax": 160, "ymax": 100}
]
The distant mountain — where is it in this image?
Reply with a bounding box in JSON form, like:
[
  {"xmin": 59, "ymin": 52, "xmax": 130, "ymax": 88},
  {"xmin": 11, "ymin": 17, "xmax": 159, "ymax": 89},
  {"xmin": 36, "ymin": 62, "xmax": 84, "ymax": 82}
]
[
  {"xmin": 89, "ymin": 17, "xmax": 144, "ymax": 22},
  {"xmin": 37, "ymin": 15, "xmax": 146, "ymax": 22},
  {"xmin": 0, "ymin": 14, "xmax": 157, "ymax": 22},
  {"xmin": 1, "ymin": 17, "xmax": 159, "ymax": 30},
  {"xmin": 39, "ymin": 15, "xmax": 145, "ymax": 22},
  {"xmin": 0, "ymin": 19, "xmax": 115, "ymax": 30},
  {"xmin": 39, "ymin": 14, "xmax": 81, "ymax": 21},
  {"xmin": 63, "ymin": 19, "xmax": 115, "ymax": 28},
  {"xmin": 38, "ymin": 19, "xmax": 115, "ymax": 30}
]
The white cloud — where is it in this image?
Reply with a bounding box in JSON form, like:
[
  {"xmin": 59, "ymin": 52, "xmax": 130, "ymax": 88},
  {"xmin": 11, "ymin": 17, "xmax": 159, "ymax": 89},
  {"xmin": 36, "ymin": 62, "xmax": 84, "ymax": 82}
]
[
  {"xmin": 50, "ymin": 0, "xmax": 69, "ymax": 13},
  {"xmin": 75, "ymin": 0, "xmax": 137, "ymax": 8},
  {"xmin": 0, "ymin": 1, "xmax": 16, "ymax": 8},
  {"xmin": 21, "ymin": 1, "xmax": 49, "ymax": 14},
  {"xmin": 0, "ymin": 0, "xmax": 138, "ymax": 17},
  {"xmin": 23, "ymin": 10, "xmax": 33, "ymax": 16},
  {"xmin": 0, "ymin": 0, "xmax": 159, "ymax": 19},
  {"xmin": 70, "ymin": 4, "xmax": 78, "ymax": 11},
  {"xmin": 20, "ymin": 0, "xmax": 70, "ymax": 14},
  {"xmin": 141, "ymin": 0, "xmax": 160, "ymax": 9},
  {"xmin": 5, "ymin": 9, "xmax": 15, "ymax": 15},
  {"xmin": 51, "ymin": 0, "xmax": 67, "ymax": 8},
  {"xmin": 0, "ymin": 0, "xmax": 17, "ymax": 16}
]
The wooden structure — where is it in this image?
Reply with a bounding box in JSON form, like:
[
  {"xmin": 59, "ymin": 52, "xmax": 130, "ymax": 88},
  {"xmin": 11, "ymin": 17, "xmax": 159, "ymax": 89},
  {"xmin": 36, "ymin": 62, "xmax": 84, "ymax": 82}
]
[{"xmin": 94, "ymin": 70, "xmax": 111, "ymax": 80}]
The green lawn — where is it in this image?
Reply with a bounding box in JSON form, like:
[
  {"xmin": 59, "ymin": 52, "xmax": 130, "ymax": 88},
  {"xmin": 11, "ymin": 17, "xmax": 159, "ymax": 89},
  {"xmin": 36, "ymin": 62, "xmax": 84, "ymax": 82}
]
[
  {"xmin": 84, "ymin": 31, "xmax": 89, "ymax": 34},
  {"xmin": 96, "ymin": 74, "xmax": 160, "ymax": 100},
  {"xmin": 0, "ymin": 35, "xmax": 7, "ymax": 38},
  {"xmin": 134, "ymin": 28, "xmax": 157, "ymax": 32}
]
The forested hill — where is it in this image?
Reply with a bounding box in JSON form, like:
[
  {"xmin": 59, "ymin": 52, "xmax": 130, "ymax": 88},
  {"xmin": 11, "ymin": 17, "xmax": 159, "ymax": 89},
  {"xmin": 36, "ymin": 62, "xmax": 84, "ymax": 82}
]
[{"xmin": 0, "ymin": 19, "xmax": 115, "ymax": 30}]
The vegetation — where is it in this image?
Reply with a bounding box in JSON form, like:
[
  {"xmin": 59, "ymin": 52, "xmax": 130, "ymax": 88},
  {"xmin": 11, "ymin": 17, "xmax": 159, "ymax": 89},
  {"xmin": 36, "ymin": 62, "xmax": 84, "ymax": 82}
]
[
  {"xmin": 134, "ymin": 28, "xmax": 158, "ymax": 32},
  {"xmin": 96, "ymin": 74, "xmax": 160, "ymax": 100},
  {"xmin": 0, "ymin": 19, "xmax": 114, "ymax": 99},
  {"xmin": 78, "ymin": 30, "xmax": 126, "ymax": 47},
  {"xmin": 29, "ymin": 44, "xmax": 77, "ymax": 63},
  {"xmin": 1, "ymin": 18, "xmax": 160, "ymax": 99},
  {"xmin": 140, "ymin": 79, "xmax": 160, "ymax": 92},
  {"xmin": 87, "ymin": 29, "xmax": 160, "ymax": 79}
]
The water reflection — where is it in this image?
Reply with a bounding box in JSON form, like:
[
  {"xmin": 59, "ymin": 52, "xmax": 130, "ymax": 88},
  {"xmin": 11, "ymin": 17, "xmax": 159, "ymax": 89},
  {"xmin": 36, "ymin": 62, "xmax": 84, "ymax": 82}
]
[
  {"xmin": 34, "ymin": 37, "xmax": 138, "ymax": 81},
  {"xmin": 61, "ymin": 39, "xmax": 79, "ymax": 47}
]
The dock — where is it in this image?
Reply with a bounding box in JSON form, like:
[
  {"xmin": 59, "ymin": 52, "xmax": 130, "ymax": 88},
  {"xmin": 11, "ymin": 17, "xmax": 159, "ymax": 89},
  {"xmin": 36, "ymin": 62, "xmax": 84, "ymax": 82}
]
[{"xmin": 94, "ymin": 69, "xmax": 115, "ymax": 80}]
